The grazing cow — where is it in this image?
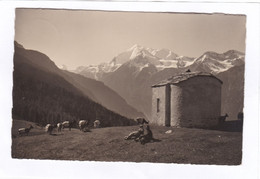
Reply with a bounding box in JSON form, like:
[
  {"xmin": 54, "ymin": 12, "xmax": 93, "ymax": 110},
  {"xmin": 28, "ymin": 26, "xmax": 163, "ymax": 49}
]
[
  {"xmin": 136, "ymin": 117, "xmax": 149, "ymax": 125},
  {"xmin": 18, "ymin": 125, "xmax": 33, "ymax": 136},
  {"xmin": 45, "ymin": 124, "xmax": 56, "ymax": 135},
  {"xmin": 218, "ymin": 113, "xmax": 229, "ymax": 124},
  {"xmin": 62, "ymin": 120, "xmax": 76, "ymax": 131},
  {"xmin": 124, "ymin": 125, "xmax": 144, "ymax": 140},
  {"xmin": 78, "ymin": 120, "xmax": 88, "ymax": 131},
  {"xmin": 93, "ymin": 120, "xmax": 101, "ymax": 128},
  {"xmin": 57, "ymin": 122, "xmax": 62, "ymax": 132}
]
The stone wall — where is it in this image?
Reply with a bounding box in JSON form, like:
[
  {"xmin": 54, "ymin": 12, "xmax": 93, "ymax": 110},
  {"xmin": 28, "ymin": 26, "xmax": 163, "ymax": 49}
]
[
  {"xmin": 151, "ymin": 86, "xmax": 166, "ymax": 126},
  {"xmin": 171, "ymin": 76, "xmax": 222, "ymax": 128},
  {"xmin": 170, "ymin": 85, "xmax": 183, "ymax": 127},
  {"xmin": 151, "ymin": 76, "xmax": 222, "ymax": 128}
]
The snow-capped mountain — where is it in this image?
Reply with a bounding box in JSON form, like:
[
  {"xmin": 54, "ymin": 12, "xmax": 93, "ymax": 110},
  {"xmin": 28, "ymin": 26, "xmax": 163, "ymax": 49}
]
[
  {"xmin": 73, "ymin": 45, "xmax": 244, "ymax": 80},
  {"xmin": 191, "ymin": 50, "xmax": 245, "ymax": 74},
  {"xmin": 72, "ymin": 44, "xmax": 196, "ymax": 79},
  {"xmin": 73, "ymin": 62, "xmax": 121, "ymax": 79}
]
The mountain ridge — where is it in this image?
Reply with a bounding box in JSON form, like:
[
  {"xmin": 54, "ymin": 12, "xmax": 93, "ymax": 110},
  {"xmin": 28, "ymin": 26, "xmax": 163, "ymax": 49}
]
[
  {"xmin": 73, "ymin": 44, "xmax": 244, "ymax": 80},
  {"xmin": 13, "ymin": 47, "xmax": 136, "ymax": 127}
]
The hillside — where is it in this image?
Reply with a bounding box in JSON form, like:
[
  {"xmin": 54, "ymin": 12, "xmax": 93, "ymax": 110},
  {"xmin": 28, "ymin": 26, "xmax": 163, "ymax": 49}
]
[
  {"xmin": 13, "ymin": 43, "xmax": 136, "ymax": 127},
  {"xmin": 61, "ymin": 70, "xmax": 145, "ymax": 119},
  {"xmin": 216, "ymin": 65, "xmax": 245, "ymax": 119},
  {"xmin": 13, "ymin": 42, "xmax": 144, "ymax": 120},
  {"xmin": 12, "ymin": 120, "xmax": 242, "ymax": 165}
]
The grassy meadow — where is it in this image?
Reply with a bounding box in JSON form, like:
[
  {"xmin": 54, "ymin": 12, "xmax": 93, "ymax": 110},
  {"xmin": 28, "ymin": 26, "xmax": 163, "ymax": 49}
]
[{"xmin": 12, "ymin": 120, "xmax": 242, "ymax": 165}]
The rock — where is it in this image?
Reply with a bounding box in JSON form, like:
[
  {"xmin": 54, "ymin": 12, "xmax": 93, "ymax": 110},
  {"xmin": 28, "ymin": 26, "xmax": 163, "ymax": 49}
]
[{"xmin": 165, "ymin": 130, "xmax": 172, "ymax": 134}]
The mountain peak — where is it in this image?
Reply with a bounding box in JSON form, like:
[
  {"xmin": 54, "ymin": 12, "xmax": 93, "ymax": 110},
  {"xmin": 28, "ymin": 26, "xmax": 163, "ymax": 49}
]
[
  {"xmin": 193, "ymin": 50, "xmax": 245, "ymax": 74},
  {"xmin": 203, "ymin": 50, "xmax": 244, "ymax": 59},
  {"xmin": 128, "ymin": 44, "xmax": 144, "ymax": 51},
  {"xmin": 204, "ymin": 51, "xmax": 220, "ymax": 56},
  {"xmin": 223, "ymin": 50, "xmax": 245, "ymax": 57},
  {"xmin": 224, "ymin": 49, "xmax": 244, "ymax": 54}
]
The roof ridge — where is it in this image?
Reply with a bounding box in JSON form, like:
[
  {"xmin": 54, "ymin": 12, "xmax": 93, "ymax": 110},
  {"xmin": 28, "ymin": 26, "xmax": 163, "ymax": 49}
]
[{"xmin": 152, "ymin": 71, "xmax": 222, "ymax": 87}]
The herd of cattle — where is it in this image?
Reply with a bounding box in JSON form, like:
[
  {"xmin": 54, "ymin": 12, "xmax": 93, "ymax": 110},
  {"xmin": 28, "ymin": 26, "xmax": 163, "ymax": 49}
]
[
  {"xmin": 45, "ymin": 120, "xmax": 101, "ymax": 134},
  {"xmin": 17, "ymin": 118, "xmax": 149, "ymax": 136},
  {"xmin": 18, "ymin": 119, "xmax": 101, "ymax": 136}
]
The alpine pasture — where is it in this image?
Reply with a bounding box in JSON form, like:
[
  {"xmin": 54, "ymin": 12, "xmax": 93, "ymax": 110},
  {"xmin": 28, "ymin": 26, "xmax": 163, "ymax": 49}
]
[{"xmin": 12, "ymin": 120, "xmax": 242, "ymax": 165}]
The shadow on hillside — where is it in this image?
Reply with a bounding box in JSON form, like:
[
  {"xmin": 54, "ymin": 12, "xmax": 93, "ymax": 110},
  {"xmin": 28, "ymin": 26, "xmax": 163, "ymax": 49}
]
[
  {"xmin": 49, "ymin": 133, "xmax": 64, "ymax": 136},
  {"xmin": 152, "ymin": 138, "xmax": 161, "ymax": 143},
  {"xmin": 138, "ymin": 138, "xmax": 162, "ymax": 145},
  {"xmin": 13, "ymin": 131, "xmax": 46, "ymax": 138},
  {"xmin": 212, "ymin": 120, "xmax": 243, "ymax": 132}
]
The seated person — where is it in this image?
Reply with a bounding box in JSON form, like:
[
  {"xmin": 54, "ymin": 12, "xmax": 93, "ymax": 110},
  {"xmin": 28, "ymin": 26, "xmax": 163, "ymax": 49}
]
[
  {"xmin": 138, "ymin": 125, "xmax": 153, "ymax": 144},
  {"xmin": 124, "ymin": 125, "xmax": 144, "ymax": 140}
]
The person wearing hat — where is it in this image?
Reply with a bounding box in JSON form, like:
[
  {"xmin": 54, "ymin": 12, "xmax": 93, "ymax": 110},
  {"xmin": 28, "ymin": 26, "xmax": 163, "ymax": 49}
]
[{"xmin": 139, "ymin": 125, "xmax": 154, "ymax": 145}]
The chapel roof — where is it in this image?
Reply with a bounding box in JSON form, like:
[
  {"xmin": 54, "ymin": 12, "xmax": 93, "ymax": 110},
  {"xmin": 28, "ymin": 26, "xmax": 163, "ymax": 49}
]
[{"xmin": 152, "ymin": 71, "xmax": 223, "ymax": 87}]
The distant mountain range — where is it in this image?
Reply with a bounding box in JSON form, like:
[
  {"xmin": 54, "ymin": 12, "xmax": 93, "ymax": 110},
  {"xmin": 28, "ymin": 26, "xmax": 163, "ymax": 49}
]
[
  {"xmin": 73, "ymin": 44, "xmax": 245, "ymax": 120},
  {"xmin": 73, "ymin": 44, "xmax": 244, "ymax": 79},
  {"xmin": 12, "ymin": 42, "xmax": 142, "ymax": 127}
]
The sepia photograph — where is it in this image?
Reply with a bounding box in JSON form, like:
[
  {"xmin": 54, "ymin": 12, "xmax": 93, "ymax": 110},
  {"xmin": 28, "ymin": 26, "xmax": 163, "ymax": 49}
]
[
  {"xmin": 0, "ymin": 1, "xmax": 259, "ymax": 179},
  {"xmin": 12, "ymin": 8, "xmax": 245, "ymax": 164}
]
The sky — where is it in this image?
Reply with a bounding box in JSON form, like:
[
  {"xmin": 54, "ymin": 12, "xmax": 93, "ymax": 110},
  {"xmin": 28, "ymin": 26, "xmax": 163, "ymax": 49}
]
[{"xmin": 15, "ymin": 9, "xmax": 246, "ymax": 70}]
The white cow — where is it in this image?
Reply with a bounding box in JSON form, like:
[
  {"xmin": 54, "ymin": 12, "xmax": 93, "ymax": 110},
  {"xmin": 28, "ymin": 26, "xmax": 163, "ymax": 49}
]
[
  {"xmin": 45, "ymin": 124, "xmax": 56, "ymax": 135},
  {"xmin": 18, "ymin": 125, "xmax": 33, "ymax": 136},
  {"xmin": 78, "ymin": 120, "xmax": 88, "ymax": 131},
  {"xmin": 62, "ymin": 121, "xmax": 75, "ymax": 131},
  {"xmin": 57, "ymin": 122, "xmax": 62, "ymax": 132},
  {"xmin": 93, "ymin": 120, "xmax": 101, "ymax": 128}
]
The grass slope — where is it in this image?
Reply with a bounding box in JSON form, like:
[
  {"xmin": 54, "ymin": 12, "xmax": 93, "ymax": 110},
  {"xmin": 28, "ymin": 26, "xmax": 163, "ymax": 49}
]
[{"xmin": 12, "ymin": 120, "xmax": 242, "ymax": 165}]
